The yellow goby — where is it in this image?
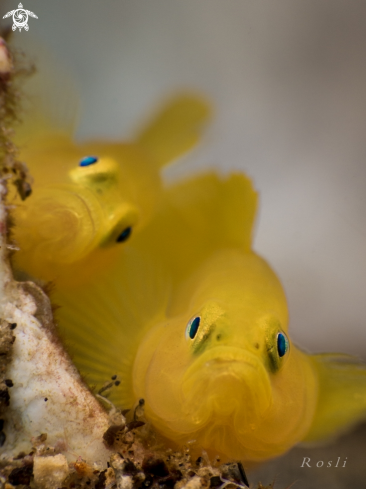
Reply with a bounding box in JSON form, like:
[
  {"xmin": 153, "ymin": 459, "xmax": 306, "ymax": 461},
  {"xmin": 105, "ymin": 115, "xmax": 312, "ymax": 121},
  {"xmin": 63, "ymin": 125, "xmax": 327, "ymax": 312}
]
[
  {"xmin": 12, "ymin": 94, "xmax": 210, "ymax": 285},
  {"xmin": 54, "ymin": 171, "xmax": 366, "ymax": 463}
]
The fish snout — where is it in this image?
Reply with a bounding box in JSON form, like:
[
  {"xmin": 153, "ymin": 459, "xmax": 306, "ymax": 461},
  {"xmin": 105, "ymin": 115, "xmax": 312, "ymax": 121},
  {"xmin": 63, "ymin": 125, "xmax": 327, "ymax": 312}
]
[{"xmin": 181, "ymin": 347, "xmax": 272, "ymax": 427}]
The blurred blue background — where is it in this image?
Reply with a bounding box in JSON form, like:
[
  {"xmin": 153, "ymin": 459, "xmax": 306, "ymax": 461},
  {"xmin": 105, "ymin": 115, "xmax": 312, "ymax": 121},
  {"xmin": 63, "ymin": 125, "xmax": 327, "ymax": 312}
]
[{"xmin": 2, "ymin": 0, "xmax": 366, "ymax": 356}]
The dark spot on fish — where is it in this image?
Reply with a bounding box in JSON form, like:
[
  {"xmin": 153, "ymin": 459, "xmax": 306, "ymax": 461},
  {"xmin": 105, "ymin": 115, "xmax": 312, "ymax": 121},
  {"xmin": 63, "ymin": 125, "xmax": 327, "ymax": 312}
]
[
  {"xmin": 216, "ymin": 334, "xmax": 222, "ymax": 341},
  {"xmin": 114, "ymin": 380, "xmax": 120, "ymax": 386},
  {"xmin": 111, "ymin": 374, "xmax": 117, "ymax": 380},
  {"xmin": 254, "ymin": 342, "xmax": 260, "ymax": 349}
]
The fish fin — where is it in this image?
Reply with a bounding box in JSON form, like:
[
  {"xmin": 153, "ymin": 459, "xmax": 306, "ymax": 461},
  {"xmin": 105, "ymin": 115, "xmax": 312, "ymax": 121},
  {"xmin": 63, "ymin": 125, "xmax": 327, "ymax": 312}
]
[
  {"xmin": 133, "ymin": 172, "xmax": 258, "ymax": 285},
  {"xmin": 54, "ymin": 247, "xmax": 170, "ymax": 408},
  {"xmin": 135, "ymin": 94, "xmax": 211, "ymax": 168},
  {"xmin": 303, "ymin": 353, "xmax": 366, "ymax": 443},
  {"xmin": 167, "ymin": 171, "xmax": 258, "ymax": 250}
]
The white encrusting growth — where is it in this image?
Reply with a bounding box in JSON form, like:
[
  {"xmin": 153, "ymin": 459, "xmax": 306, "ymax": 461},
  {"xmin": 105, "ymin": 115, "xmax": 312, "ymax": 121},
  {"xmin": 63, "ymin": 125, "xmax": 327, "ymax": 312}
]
[{"xmin": 0, "ymin": 182, "xmax": 111, "ymax": 465}]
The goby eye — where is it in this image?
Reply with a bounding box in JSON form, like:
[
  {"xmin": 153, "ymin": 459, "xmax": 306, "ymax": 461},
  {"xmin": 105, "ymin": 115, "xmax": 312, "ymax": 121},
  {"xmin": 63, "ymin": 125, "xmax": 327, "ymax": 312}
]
[
  {"xmin": 186, "ymin": 316, "xmax": 201, "ymax": 340},
  {"xmin": 277, "ymin": 332, "xmax": 289, "ymax": 357},
  {"xmin": 79, "ymin": 156, "xmax": 98, "ymax": 167},
  {"xmin": 116, "ymin": 227, "xmax": 132, "ymax": 243}
]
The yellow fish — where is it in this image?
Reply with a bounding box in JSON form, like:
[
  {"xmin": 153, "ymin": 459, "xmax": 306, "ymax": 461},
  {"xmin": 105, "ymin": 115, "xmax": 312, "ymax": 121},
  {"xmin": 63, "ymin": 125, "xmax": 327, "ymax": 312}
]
[
  {"xmin": 52, "ymin": 172, "xmax": 366, "ymax": 463},
  {"xmin": 12, "ymin": 94, "xmax": 210, "ymax": 285}
]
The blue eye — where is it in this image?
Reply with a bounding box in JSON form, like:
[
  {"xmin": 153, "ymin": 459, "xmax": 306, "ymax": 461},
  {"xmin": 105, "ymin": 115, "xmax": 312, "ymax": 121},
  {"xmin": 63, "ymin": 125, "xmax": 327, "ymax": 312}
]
[
  {"xmin": 186, "ymin": 316, "xmax": 201, "ymax": 340},
  {"xmin": 277, "ymin": 332, "xmax": 289, "ymax": 357},
  {"xmin": 79, "ymin": 156, "xmax": 98, "ymax": 167},
  {"xmin": 116, "ymin": 227, "xmax": 132, "ymax": 243}
]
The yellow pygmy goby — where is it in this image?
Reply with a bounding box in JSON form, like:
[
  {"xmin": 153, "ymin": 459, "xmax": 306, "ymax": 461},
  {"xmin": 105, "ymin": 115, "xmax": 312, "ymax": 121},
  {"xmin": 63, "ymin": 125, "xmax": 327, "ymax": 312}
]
[
  {"xmin": 12, "ymin": 94, "xmax": 210, "ymax": 285},
  {"xmin": 53, "ymin": 171, "xmax": 366, "ymax": 463}
]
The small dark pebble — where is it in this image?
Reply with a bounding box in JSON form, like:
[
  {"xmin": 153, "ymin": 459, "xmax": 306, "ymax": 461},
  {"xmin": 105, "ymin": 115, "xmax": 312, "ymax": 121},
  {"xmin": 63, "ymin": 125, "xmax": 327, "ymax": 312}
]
[
  {"xmin": 8, "ymin": 464, "xmax": 33, "ymax": 486},
  {"xmin": 142, "ymin": 475, "xmax": 153, "ymax": 487},
  {"xmin": 195, "ymin": 456, "xmax": 203, "ymax": 466},
  {"xmin": 0, "ymin": 431, "xmax": 5, "ymax": 447},
  {"xmin": 222, "ymin": 462, "xmax": 249, "ymax": 488},
  {"xmin": 111, "ymin": 375, "xmax": 117, "ymax": 380},
  {"xmin": 103, "ymin": 424, "xmax": 125, "ymax": 448},
  {"xmin": 44, "ymin": 397, "xmax": 48, "ymax": 402},
  {"xmin": 9, "ymin": 323, "xmax": 17, "ymax": 329},
  {"xmin": 0, "ymin": 388, "xmax": 10, "ymax": 406},
  {"xmin": 237, "ymin": 462, "xmax": 249, "ymax": 488},
  {"xmin": 5, "ymin": 379, "xmax": 13, "ymax": 387},
  {"xmin": 142, "ymin": 457, "xmax": 169, "ymax": 478},
  {"xmin": 124, "ymin": 459, "xmax": 139, "ymax": 476},
  {"xmin": 36, "ymin": 433, "xmax": 47, "ymax": 443},
  {"xmin": 157, "ymin": 476, "xmax": 177, "ymax": 489},
  {"xmin": 210, "ymin": 476, "xmax": 222, "ymax": 487},
  {"xmin": 95, "ymin": 469, "xmax": 107, "ymax": 489},
  {"xmin": 14, "ymin": 451, "xmax": 26, "ymax": 460}
]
